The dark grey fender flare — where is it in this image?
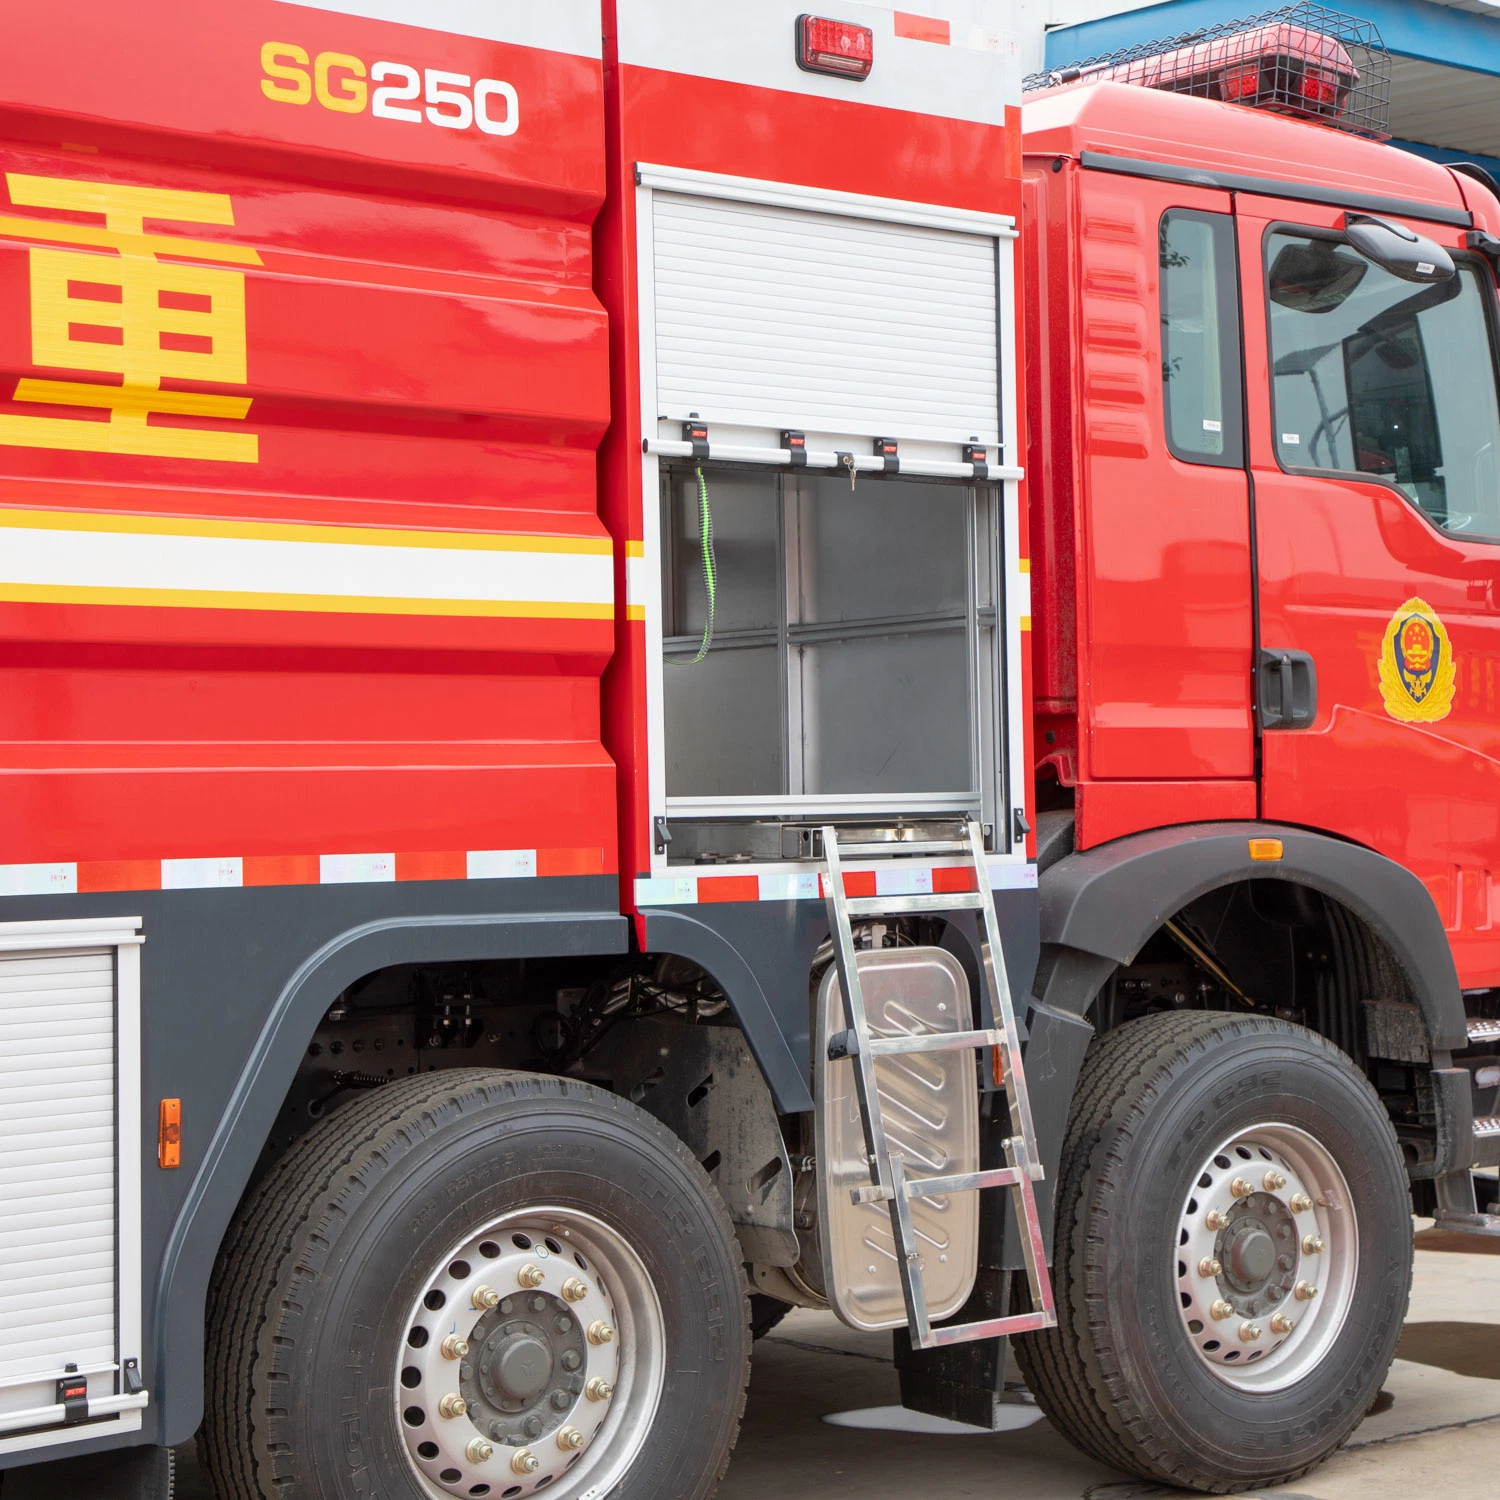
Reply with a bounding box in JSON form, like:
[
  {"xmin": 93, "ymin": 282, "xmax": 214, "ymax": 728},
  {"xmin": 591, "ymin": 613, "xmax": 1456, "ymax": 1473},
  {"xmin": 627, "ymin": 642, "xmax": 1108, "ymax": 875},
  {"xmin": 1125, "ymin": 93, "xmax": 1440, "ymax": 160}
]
[
  {"xmin": 1007, "ymin": 822, "xmax": 1466, "ymax": 1267},
  {"xmin": 1037, "ymin": 821, "xmax": 1464, "ymax": 1049},
  {"xmin": 154, "ymin": 910, "xmax": 627, "ymax": 1443}
]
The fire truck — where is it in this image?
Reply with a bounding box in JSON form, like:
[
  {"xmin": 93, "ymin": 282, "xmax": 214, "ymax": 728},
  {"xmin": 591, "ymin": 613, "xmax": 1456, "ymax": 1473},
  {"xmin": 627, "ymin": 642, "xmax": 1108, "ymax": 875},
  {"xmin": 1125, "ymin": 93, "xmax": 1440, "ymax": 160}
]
[{"xmin": 0, "ymin": 0, "xmax": 1494, "ymax": 1495}]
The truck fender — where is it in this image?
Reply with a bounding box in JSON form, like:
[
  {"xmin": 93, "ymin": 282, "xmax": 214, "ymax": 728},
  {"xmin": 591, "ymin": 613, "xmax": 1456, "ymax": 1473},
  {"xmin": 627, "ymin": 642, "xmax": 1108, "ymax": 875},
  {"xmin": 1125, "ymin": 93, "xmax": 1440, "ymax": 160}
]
[
  {"xmin": 1011, "ymin": 822, "xmax": 1467, "ymax": 1264},
  {"xmin": 1036, "ymin": 821, "xmax": 1463, "ymax": 1049},
  {"xmin": 152, "ymin": 910, "xmax": 627, "ymax": 1444}
]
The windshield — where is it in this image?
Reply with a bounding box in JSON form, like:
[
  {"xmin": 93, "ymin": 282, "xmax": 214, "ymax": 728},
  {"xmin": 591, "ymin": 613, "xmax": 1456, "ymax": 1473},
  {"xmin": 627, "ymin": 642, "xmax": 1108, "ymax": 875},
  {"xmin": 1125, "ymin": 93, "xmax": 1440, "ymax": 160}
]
[{"xmin": 1267, "ymin": 230, "xmax": 1500, "ymax": 539}]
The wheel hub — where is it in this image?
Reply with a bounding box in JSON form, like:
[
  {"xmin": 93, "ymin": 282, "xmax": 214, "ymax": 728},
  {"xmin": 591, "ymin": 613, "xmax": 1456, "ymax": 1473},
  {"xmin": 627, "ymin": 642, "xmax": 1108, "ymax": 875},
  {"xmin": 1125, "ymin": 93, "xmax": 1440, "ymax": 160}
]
[
  {"xmin": 1217, "ymin": 1192, "xmax": 1299, "ymax": 1315},
  {"xmin": 1174, "ymin": 1125, "xmax": 1357, "ymax": 1392},
  {"xmin": 394, "ymin": 1211, "xmax": 658, "ymax": 1500},
  {"xmin": 463, "ymin": 1294, "xmax": 589, "ymax": 1443}
]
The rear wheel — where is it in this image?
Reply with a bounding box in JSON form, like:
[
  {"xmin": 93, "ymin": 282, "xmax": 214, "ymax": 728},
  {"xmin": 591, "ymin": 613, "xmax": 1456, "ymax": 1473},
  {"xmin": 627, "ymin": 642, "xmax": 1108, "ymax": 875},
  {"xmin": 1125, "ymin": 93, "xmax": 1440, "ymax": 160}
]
[
  {"xmin": 204, "ymin": 1070, "xmax": 749, "ymax": 1500},
  {"xmin": 1015, "ymin": 1011, "xmax": 1412, "ymax": 1493}
]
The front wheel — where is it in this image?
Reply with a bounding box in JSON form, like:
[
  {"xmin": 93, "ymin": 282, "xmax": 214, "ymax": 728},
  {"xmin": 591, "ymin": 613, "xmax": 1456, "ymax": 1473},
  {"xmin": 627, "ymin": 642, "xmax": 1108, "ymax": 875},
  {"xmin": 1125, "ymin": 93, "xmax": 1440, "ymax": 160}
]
[
  {"xmin": 1014, "ymin": 1012, "xmax": 1412, "ymax": 1493},
  {"xmin": 204, "ymin": 1070, "xmax": 750, "ymax": 1500}
]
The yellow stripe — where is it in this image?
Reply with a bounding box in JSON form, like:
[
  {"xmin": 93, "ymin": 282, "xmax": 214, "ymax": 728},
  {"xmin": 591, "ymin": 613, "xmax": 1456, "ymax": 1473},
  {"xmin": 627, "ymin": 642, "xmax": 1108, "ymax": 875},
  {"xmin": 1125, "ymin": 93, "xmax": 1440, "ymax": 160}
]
[
  {"xmin": 1020, "ymin": 615, "xmax": 1032, "ymax": 631},
  {"xmin": 625, "ymin": 539, "xmax": 645, "ymax": 558},
  {"xmin": 1018, "ymin": 558, "xmax": 1031, "ymax": 573},
  {"xmin": 625, "ymin": 604, "xmax": 647, "ymax": 621},
  {"xmin": 0, "ymin": 506, "xmax": 612, "ymax": 555},
  {"xmin": 0, "ymin": 582, "xmax": 615, "ymax": 619}
]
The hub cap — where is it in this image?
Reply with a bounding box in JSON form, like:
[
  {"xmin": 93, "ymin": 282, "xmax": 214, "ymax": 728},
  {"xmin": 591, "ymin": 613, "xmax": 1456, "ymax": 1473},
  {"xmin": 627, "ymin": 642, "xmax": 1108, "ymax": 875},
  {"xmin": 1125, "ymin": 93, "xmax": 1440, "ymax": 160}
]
[
  {"xmin": 396, "ymin": 1208, "xmax": 665, "ymax": 1499},
  {"xmin": 1175, "ymin": 1124, "xmax": 1357, "ymax": 1392}
]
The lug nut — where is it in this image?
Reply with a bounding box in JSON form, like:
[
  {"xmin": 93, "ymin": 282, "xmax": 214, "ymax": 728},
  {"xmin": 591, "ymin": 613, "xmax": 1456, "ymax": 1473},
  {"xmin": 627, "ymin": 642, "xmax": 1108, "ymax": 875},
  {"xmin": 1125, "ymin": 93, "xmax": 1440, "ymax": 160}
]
[
  {"xmin": 1230, "ymin": 1177, "xmax": 1253, "ymax": 1199},
  {"xmin": 587, "ymin": 1320, "xmax": 616, "ymax": 1345},
  {"xmin": 561, "ymin": 1277, "xmax": 589, "ymax": 1303},
  {"xmin": 1239, "ymin": 1322, "xmax": 1263, "ymax": 1343},
  {"xmin": 557, "ymin": 1425, "xmax": 586, "ymax": 1451},
  {"xmin": 1198, "ymin": 1257, "xmax": 1222, "ymax": 1278},
  {"xmin": 586, "ymin": 1377, "xmax": 614, "ymax": 1402},
  {"xmin": 1295, "ymin": 1280, "xmax": 1318, "ymax": 1301},
  {"xmin": 1210, "ymin": 1299, "xmax": 1235, "ymax": 1321},
  {"xmin": 510, "ymin": 1449, "xmax": 540, "ymax": 1475},
  {"xmin": 439, "ymin": 1393, "xmax": 467, "ymax": 1419},
  {"xmin": 466, "ymin": 1438, "xmax": 494, "ymax": 1464},
  {"xmin": 1264, "ymin": 1170, "xmax": 1287, "ymax": 1192},
  {"xmin": 472, "ymin": 1284, "xmax": 500, "ymax": 1311},
  {"xmin": 517, "ymin": 1263, "xmax": 546, "ymax": 1289},
  {"xmin": 1302, "ymin": 1235, "xmax": 1325, "ymax": 1255},
  {"xmin": 1290, "ymin": 1192, "xmax": 1313, "ymax": 1213},
  {"xmin": 441, "ymin": 1334, "xmax": 470, "ymax": 1360},
  {"xmin": 1270, "ymin": 1312, "xmax": 1295, "ymax": 1335},
  {"xmin": 1205, "ymin": 1210, "xmax": 1228, "ymax": 1230}
]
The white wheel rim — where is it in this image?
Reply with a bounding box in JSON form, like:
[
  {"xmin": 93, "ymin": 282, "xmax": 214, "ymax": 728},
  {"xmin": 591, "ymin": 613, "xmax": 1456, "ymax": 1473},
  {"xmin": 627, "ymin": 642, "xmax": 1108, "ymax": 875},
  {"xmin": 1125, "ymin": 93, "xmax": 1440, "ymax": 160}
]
[
  {"xmin": 1174, "ymin": 1123, "xmax": 1357, "ymax": 1393},
  {"xmin": 394, "ymin": 1207, "xmax": 665, "ymax": 1499}
]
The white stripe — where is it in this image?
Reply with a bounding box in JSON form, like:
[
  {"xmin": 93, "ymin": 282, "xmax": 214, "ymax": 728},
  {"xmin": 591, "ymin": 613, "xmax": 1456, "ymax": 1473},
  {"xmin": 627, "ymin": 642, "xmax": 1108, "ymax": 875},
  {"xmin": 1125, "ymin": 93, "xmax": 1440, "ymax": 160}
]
[
  {"xmin": 758, "ymin": 872, "xmax": 820, "ymax": 901},
  {"xmin": 273, "ymin": 0, "xmax": 603, "ymax": 59},
  {"xmin": 0, "ymin": 527, "xmax": 613, "ymax": 611},
  {"xmin": 0, "ymin": 866, "xmax": 76, "ymax": 898},
  {"xmin": 635, "ymin": 876, "xmax": 699, "ymax": 905},
  {"xmin": 876, "ymin": 866, "xmax": 934, "ymax": 897},
  {"xmin": 988, "ymin": 860, "xmax": 1038, "ymax": 890},
  {"xmin": 1013, "ymin": 572, "xmax": 1032, "ymax": 617},
  {"xmin": 626, "ymin": 554, "xmax": 649, "ymax": 609},
  {"xmin": 160, "ymin": 858, "xmax": 243, "ymax": 891},
  {"xmin": 320, "ymin": 853, "xmax": 397, "ymax": 884},
  {"xmin": 617, "ymin": 0, "xmax": 1016, "ymax": 125},
  {"xmin": 466, "ymin": 850, "xmax": 537, "ymax": 879}
]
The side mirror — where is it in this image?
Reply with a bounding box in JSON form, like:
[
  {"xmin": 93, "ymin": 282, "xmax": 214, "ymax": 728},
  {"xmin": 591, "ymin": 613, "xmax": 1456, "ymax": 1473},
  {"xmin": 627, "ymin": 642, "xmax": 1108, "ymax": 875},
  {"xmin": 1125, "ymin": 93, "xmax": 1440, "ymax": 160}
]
[
  {"xmin": 1269, "ymin": 240, "xmax": 1367, "ymax": 313},
  {"xmin": 1343, "ymin": 213, "xmax": 1455, "ymax": 285}
]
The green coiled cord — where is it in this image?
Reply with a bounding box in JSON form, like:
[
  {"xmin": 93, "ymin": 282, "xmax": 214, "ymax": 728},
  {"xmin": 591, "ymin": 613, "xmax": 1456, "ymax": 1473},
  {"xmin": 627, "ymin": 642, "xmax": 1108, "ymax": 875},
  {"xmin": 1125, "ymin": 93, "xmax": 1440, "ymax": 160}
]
[{"xmin": 667, "ymin": 466, "xmax": 716, "ymax": 666}]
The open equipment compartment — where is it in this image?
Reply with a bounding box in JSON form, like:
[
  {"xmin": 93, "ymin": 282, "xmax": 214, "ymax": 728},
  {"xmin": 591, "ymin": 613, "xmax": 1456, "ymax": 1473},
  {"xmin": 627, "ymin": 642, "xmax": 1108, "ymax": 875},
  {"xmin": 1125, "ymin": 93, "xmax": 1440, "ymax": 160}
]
[{"xmin": 637, "ymin": 165, "xmax": 1022, "ymax": 864}]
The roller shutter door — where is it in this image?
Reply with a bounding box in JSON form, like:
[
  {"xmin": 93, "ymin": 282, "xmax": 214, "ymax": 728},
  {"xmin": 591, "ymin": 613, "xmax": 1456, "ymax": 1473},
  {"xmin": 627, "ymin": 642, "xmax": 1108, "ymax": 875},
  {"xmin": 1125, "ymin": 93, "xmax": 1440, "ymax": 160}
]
[{"xmin": 650, "ymin": 191, "xmax": 1000, "ymax": 447}]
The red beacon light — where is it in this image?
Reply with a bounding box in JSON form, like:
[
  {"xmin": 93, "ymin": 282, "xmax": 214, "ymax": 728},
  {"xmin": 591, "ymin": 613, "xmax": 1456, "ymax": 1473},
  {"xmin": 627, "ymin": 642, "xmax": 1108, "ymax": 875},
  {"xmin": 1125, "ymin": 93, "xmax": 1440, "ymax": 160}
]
[
  {"xmin": 1100, "ymin": 23, "xmax": 1359, "ymax": 125},
  {"xmin": 796, "ymin": 14, "xmax": 875, "ymax": 80}
]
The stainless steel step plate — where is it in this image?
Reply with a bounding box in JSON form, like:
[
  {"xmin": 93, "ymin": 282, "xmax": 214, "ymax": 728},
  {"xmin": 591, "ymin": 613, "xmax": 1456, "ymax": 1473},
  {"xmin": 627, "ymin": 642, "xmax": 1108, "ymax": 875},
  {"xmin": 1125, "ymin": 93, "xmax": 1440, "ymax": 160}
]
[{"xmin": 815, "ymin": 946, "xmax": 980, "ymax": 1332}]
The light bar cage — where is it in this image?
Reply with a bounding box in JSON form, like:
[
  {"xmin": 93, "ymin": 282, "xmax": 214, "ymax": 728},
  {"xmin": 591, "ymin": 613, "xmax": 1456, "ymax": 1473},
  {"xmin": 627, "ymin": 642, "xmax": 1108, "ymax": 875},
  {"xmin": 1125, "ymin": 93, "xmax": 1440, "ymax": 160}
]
[{"xmin": 1024, "ymin": 3, "xmax": 1391, "ymax": 139}]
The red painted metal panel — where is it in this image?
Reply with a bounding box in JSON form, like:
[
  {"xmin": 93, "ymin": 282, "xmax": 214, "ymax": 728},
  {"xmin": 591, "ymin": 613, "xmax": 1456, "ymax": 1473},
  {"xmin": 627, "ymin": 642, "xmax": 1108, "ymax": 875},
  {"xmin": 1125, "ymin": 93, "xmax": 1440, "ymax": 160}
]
[{"xmin": 0, "ymin": 2, "xmax": 617, "ymax": 882}]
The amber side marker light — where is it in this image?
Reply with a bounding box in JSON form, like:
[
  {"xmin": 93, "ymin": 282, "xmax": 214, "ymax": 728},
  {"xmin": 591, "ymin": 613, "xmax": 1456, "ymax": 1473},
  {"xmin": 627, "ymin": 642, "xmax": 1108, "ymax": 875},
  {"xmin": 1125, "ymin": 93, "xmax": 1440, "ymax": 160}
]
[
  {"xmin": 1249, "ymin": 838, "xmax": 1285, "ymax": 862},
  {"xmin": 159, "ymin": 1098, "xmax": 182, "ymax": 1169},
  {"xmin": 796, "ymin": 14, "xmax": 875, "ymax": 79}
]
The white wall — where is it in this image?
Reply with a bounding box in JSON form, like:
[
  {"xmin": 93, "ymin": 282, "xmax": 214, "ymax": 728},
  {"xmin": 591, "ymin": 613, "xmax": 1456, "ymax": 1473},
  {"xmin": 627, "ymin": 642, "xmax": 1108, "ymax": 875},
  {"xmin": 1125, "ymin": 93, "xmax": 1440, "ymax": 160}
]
[{"xmin": 1011, "ymin": 0, "xmax": 1178, "ymax": 74}]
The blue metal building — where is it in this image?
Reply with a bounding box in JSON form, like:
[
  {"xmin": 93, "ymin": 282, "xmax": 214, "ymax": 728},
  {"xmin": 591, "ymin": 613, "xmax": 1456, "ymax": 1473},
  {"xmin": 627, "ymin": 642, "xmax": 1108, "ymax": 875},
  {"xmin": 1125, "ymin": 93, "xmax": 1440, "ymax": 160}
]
[{"xmin": 1038, "ymin": 0, "xmax": 1500, "ymax": 179}]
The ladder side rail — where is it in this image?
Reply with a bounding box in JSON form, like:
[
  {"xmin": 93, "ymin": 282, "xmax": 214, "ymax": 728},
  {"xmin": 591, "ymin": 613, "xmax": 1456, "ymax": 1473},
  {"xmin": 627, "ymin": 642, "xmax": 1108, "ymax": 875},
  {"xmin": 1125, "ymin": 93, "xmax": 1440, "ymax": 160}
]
[
  {"xmin": 967, "ymin": 819, "xmax": 1057, "ymax": 1322},
  {"xmin": 822, "ymin": 826, "xmax": 895, "ymax": 1204}
]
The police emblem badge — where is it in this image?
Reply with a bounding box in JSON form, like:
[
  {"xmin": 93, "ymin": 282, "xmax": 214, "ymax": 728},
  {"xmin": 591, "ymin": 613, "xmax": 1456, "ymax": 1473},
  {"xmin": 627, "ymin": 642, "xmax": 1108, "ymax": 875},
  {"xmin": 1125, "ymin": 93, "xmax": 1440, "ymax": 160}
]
[{"xmin": 1378, "ymin": 597, "xmax": 1456, "ymax": 723}]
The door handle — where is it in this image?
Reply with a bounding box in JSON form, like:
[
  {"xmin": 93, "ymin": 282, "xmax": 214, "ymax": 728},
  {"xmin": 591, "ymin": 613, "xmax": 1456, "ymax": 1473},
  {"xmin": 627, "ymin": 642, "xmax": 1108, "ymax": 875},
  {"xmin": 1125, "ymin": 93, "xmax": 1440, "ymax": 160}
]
[{"xmin": 1258, "ymin": 648, "xmax": 1318, "ymax": 731}]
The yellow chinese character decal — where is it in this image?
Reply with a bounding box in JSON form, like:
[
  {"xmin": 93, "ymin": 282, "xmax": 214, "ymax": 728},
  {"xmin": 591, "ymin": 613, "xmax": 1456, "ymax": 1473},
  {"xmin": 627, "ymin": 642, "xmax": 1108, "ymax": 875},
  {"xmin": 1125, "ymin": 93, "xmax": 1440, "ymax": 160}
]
[{"xmin": 0, "ymin": 174, "xmax": 262, "ymax": 464}]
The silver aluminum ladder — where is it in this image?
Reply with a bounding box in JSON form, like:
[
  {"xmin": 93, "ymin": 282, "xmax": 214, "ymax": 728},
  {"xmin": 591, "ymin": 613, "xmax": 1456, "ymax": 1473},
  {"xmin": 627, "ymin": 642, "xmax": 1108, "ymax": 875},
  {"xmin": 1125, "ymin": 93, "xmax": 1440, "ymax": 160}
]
[{"xmin": 822, "ymin": 820, "xmax": 1057, "ymax": 1349}]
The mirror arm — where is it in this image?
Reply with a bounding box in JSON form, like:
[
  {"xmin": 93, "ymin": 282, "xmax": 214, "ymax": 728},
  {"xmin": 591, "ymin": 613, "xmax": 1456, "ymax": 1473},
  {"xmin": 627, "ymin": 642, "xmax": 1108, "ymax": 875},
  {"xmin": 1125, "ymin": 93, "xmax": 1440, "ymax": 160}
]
[{"xmin": 1466, "ymin": 229, "xmax": 1500, "ymax": 282}]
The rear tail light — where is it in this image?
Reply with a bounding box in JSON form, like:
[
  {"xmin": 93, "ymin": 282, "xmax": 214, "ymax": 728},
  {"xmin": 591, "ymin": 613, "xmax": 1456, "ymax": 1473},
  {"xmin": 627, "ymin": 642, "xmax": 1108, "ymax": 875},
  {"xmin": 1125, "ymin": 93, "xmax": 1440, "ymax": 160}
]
[{"xmin": 796, "ymin": 14, "xmax": 874, "ymax": 80}]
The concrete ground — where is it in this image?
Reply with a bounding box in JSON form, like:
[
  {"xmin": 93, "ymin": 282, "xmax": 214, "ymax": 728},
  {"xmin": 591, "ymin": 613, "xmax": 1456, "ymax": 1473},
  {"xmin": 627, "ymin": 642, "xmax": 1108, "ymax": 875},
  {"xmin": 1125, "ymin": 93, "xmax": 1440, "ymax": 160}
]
[{"xmin": 177, "ymin": 1222, "xmax": 1500, "ymax": 1498}]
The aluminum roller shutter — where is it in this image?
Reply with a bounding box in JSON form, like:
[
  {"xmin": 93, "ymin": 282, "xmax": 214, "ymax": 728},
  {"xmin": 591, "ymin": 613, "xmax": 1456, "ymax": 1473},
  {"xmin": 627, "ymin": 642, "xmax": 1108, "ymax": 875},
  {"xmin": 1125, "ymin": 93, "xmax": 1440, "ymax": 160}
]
[
  {"xmin": 651, "ymin": 192, "xmax": 1000, "ymax": 446},
  {"xmin": 0, "ymin": 947, "xmax": 117, "ymax": 1417}
]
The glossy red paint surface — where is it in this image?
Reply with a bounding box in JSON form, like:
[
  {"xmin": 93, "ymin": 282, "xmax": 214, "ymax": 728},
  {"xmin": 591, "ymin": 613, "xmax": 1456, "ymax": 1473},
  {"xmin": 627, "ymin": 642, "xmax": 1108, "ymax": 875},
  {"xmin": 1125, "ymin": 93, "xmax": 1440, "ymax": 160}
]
[
  {"xmin": 1240, "ymin": 193, "xmax": 1500, "ymax": 986},
  {"xmin": 0, "ymin": 3, "xmax": 617, "ymax": 876},
  {"xmin": 597, "ymin": 2, "xmax": 1022, "ymax": 924}
]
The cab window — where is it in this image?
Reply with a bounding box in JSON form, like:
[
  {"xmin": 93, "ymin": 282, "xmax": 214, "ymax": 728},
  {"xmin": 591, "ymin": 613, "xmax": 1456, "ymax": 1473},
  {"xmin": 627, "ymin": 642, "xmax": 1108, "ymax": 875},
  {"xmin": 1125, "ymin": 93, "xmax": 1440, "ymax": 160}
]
[
  {"xmin": 1268, "ymin": 228, "xmax": 1500, "ymax": 539},
  {"xmin": 1160, "ymin": 210, "xmax": 1244, "ymax": 468}
]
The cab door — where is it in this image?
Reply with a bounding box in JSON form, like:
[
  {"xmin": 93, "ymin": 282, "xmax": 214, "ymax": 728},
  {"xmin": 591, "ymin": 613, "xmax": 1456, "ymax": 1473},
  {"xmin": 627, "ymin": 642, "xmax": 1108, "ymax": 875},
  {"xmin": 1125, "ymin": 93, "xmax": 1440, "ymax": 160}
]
[{"xmin": 1240, "ymin": 196, "xmax": 1500, "ymax": 985}]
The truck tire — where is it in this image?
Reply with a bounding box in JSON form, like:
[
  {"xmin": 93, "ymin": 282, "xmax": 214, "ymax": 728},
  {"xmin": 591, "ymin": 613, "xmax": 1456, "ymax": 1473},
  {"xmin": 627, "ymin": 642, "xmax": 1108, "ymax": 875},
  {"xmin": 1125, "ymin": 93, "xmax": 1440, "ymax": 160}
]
[
  {"xmin": 1, "ymin": 1446, "xmax": 174, "ymax": 1499},
  {"xmin": 203, "ymin": 1070, "xmax": 749, "ymax": 1500},
  {"xmin": 1014, "ymin": 1011, "xmax": 1411, "ymax": 1493}
]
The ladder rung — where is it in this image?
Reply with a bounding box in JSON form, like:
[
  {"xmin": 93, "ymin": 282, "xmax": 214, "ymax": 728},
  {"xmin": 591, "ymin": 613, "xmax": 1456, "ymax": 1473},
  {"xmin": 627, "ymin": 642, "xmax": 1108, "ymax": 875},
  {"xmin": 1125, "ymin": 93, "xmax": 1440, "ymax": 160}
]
[
  {"xmin": 845, "ymin": 892, "xmax": 985, "ymax": 917},
  {"xmin": 850, "ymin": 1165, "xmax": 1022, "ymax": 1205},
  {"xmin": 866, "ymin": 1028, "xmax": 1003, "ymax": 1057},
  {"xmin": 916, "ymin": 1308, "xmax": 1055, "ymax": 1350},
  {"xmin": 835, "ymin": 839, "xmax": 972, "ymax": 858}
]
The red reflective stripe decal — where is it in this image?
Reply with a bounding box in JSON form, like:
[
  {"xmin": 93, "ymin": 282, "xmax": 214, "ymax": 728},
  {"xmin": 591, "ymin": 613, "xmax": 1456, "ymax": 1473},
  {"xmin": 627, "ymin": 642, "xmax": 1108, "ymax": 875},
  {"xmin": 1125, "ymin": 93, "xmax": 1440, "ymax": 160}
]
[
  {"xmin": 244, "ymin": 855, "xmax": 321, "ymax": 887},
  {"xmin": 537, "ymin": 846, "xmax": 607, "ymax": 877},
  {"xmin": 78, "ymin": 859, "xmax": 160, "ymax": 893},
  {"xmin": 395, "ymin": 850, "xmax": 467, "ymax": 882},
  {"xmin": 894, "ymin": 13, "xmax": 951, "ymax": 44},
  {"xmin": 698, "ymin": 875, "xmax": 760, "ymax": 904}
]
